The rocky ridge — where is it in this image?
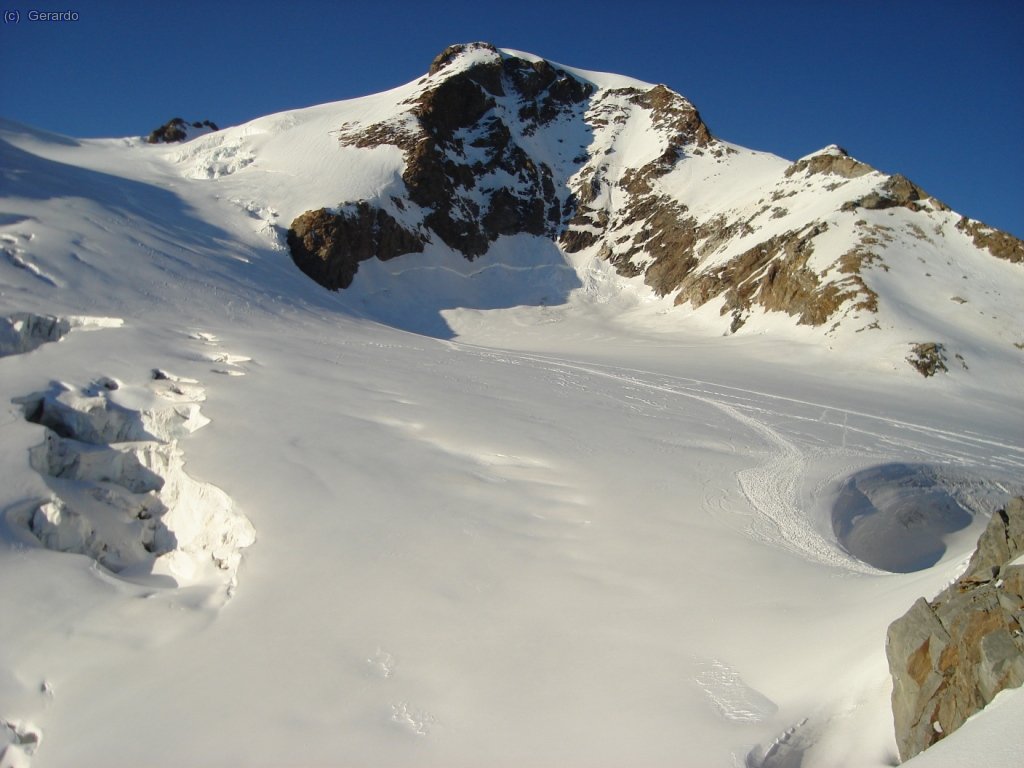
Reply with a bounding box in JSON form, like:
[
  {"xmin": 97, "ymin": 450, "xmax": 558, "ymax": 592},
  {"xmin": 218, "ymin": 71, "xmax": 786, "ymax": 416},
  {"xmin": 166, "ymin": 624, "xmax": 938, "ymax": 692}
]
[
  {"xmin": 886, "ymin": 496, "xmax": 1024, "ymax": 762},
  {"xmin": 285, "ymin": 43, "xmax": 1024, "ymax": 370}
]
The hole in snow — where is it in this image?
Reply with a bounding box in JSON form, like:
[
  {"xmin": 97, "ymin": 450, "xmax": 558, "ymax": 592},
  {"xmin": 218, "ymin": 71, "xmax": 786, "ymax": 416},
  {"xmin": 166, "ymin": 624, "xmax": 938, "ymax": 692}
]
[{"xmin": 831, "ymin": 464, "xmax": 1015, "ymax": 573}]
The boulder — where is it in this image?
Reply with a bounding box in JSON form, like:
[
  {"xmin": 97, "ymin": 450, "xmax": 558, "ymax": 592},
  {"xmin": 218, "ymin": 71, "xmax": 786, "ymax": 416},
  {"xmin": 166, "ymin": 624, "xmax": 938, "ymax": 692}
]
[
  {"xmin": 906, "ymin": 342, "xmax": 949, "ymax": 377},
  {"xmin": 886, "ymin": 496, "xmax": 1024, "ymax": 762},
  {"xmin": 286, "ymin": 204, "xmax": 424, "ymax": 290}
]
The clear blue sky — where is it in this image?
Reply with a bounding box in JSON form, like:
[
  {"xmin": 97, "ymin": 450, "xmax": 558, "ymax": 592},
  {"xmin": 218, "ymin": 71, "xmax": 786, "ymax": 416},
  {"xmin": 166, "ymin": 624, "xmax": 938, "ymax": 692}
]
[{"xmin": 2, "ymin": 0, "xmax": 1022, "ymax": 237}]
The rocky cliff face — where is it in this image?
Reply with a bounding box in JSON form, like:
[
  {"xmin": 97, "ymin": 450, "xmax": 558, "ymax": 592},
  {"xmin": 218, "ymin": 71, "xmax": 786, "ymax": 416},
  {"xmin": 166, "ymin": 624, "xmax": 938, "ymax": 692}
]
[
  {"xmin": 332, "ymin": 42, "xmax": 594, "ymax": 260},
  {"xmin": 284, "ymin": 42, "xmax": 1024, "ymax": 364},
  {"xmin": 287, "ymin": 204, "xmax": 424, "ymax": 290},
  {"xmin": 886, "ymin": 496, "xmax": 1024, "ymax": 762}
]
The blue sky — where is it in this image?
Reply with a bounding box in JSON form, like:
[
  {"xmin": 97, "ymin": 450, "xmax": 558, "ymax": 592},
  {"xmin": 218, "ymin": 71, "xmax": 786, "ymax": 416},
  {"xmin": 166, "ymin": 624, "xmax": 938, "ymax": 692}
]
[{"xmin": 2, "ymin": 0, "xmax": 1022, "ymax": 236}]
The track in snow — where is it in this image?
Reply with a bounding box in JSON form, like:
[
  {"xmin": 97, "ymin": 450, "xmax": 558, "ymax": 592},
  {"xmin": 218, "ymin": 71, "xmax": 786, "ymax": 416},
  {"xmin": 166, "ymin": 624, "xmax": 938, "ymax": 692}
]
[{"xmin": 458, "ymin": 346, "xmax": 1024, "ymax": 571}]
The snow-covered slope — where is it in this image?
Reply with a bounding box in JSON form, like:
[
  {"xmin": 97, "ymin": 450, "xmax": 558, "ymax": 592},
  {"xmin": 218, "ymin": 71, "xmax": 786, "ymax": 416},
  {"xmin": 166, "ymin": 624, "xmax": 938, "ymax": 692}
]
[{"xmin": 1, "ymin": 44, "xmax": 1022, "ymax": 768}]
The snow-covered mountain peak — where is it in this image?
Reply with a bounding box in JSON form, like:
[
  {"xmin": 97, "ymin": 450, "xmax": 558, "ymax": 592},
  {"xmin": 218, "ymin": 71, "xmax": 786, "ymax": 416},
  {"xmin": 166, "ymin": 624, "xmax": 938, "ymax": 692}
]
[
  {"xmin": 426, "ymin": 41, "xmax": 503, "ymax": 77},
  {"xmin": 800, "ymin": 144, "xmax": 854, "ymax": 161},
  {"xmin": 274, "ymin": 44, "xmax": 1024, "ymax": 377},
  {"xmin": 786, "ymin": 144, "xmax": 874, "ymax": 178},
  {"xmin": 426, "ymin": 42, "xmax": 659, "ymax": 93},
  {"xmin": 1, "ymin": 43, "xmax": 1022, "ymax": 377}
]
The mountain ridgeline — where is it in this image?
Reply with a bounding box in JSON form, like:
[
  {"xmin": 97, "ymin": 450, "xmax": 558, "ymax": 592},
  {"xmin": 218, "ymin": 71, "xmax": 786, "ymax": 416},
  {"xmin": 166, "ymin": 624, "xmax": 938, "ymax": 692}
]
[{"xmin": 286, "ymin": 42, "xmax": 1024, "ymax": 372}]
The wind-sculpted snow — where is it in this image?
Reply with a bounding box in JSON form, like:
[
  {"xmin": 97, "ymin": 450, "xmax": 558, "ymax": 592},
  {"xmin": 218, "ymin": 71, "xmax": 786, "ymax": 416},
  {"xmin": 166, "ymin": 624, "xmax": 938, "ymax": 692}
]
[{"xmin": 1, "ymin": 233, "xmax": 59, "ymax": 287}]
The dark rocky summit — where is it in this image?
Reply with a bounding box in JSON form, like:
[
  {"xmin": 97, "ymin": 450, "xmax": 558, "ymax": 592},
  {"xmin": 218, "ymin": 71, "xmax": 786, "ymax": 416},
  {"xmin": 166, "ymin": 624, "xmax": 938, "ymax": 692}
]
[
  {"xmin": 886, "ymin": 496, "xmax": 1024, "ymax": 762},
  {"xmin": 289, "ymin": 42, "xmax": 718, "ymax": 298},
  {"xmin": 334, "ymin": 42, "xmax": 594, "ymax": 258},
  {"xmin": 146, "ymin": 118, "xmax": 219, "ymax": 144}
]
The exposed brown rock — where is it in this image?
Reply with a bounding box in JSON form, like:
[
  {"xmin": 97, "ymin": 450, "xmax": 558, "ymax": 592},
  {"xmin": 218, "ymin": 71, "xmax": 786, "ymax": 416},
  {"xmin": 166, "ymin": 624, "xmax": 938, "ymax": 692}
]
[
  {"xmin": 907, "ymin": 342, "xmax": 949, "ymax": 377},
  {"xmin": 668, "ymin": 222, "xmax": 879, "ymax": 328},
  {"xmin": 632, "ymin": 85, "xmax": 713, "ymax": 148},
  {"xmin": 617, "ymin": 86, "xmax": 714, "ymax": 198},
  {"xmin": 416, "ymin": 68, "xmax": 499, "ymax": 139},
  {"xmin": 560, "ymin": 83, "xmax": 719, "ymax": 296},
  {"xmin": 841, "ymin": 174, "xmax": 949, "ymax": 214},
  {"xmin": 558, "ymin": 93, "xmax": 885, "ymax": 335},
  {"xmin": 784, "ymin": 147, "xmax": 873, "ymax": 179},
  {"xmin": 635, "ymin": 205, "xmax": 701, "ymax": 292},
  {"xmin": 956, "ymin": 218, "xmax": 1024, "ymax": 264},
  {"xmin": 428, "ymin": 42, "xmax": 500, "ymax": 76},
  {"xmin": 887, "ymin": 497, "xmax": 1024, "ymax": 762},
  {"xmin": 674, "ymin": 226, "xmax": 821, "ymax": 318},
  {"xmin": 340, "ymin": 44, "xmax": 591, "ymax": 260},
  {"xmin": 286, "ymin": 204, "xmax": 424, "ymax": 290}
]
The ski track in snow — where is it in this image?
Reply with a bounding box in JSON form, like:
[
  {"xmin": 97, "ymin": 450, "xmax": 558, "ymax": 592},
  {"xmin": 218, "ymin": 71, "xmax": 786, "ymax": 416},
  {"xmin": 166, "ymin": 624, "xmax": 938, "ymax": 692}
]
[
  {"xmin": 514, "ymin": 354, "xmax": 860, "ymax": 568},
  {"xmin": 462, "ymin": 348, "xmax": 1024, "ymax": 570}
]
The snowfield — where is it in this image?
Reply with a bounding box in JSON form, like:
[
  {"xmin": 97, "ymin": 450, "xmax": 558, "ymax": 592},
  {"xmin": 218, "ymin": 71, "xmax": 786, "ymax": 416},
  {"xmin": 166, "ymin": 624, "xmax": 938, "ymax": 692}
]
[{"xmin": 1, "ymin": 49, "xmax": 1023, "ymax": 767}]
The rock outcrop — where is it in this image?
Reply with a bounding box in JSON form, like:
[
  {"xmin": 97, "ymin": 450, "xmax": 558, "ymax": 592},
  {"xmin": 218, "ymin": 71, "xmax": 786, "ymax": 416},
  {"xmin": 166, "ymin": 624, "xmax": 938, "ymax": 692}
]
[
  {"xmin": 955, "ymin": 217, "xmax": 1024, "ymax": 264},
  {"xmin": 906, "ymin": 342, "xmax": 949, "ymax": 377},
  {"xmin": 287, "ymin": 204, "xmax": 424, "ymax": 290},
  {"xmin": 783, "ymin": 145, "xmax": 872, "ymax": 179},
  {"xmin": 333, "ymin": 42, "xmax": 592, "ymax": 258},
  {"xmin": 146, "ymin": 118, "xmax": 219, "ymax": 144},
  {"xmin": 886, "ymin": 496, "xmax": 1024, "ymax": 762},
  {"xmin": 288, "ymin": 43, "xmax": 602, "ymax": 282}
]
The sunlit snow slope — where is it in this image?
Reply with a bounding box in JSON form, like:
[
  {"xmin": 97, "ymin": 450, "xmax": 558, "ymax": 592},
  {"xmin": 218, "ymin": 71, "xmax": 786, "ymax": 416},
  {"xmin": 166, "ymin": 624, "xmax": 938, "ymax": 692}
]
[{"xmin": 1, "ymin": 44, "xmax": 1022, "ymax": 768}]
